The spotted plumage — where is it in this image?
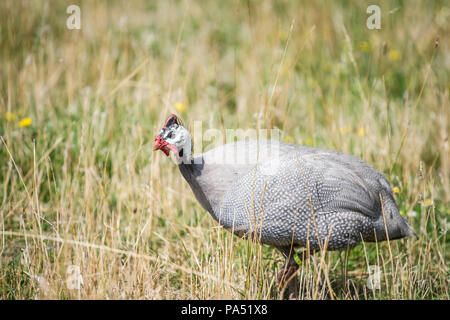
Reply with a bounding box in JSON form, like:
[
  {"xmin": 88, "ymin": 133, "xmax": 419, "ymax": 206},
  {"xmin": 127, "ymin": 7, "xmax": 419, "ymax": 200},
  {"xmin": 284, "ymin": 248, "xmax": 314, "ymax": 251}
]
[
  {"xmin": 154, "ymin": 114, "xmax": 415, "ymax": 298},
  {"xmin": 181, "ymin": 140, "xmax": 414, "ymax": 251}
]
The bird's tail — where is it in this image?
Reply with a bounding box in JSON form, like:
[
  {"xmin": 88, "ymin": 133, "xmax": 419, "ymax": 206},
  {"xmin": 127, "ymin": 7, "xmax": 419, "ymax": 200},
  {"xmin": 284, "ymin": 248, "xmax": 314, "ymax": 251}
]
[{"xmin": 381, "ymin": 190, "xmax": 416, "ymax": 240}]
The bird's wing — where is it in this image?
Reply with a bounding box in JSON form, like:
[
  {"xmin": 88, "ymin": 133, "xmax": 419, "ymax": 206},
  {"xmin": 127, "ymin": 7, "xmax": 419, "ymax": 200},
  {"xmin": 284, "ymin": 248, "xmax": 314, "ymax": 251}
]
[
  {"xmin": 219, "ymin": 143, "xmax": 390, "ymax": 220},
  {"xmin": 291, "ymin": 151, "xmax": 385, "ymax": 218},
  {"xmin": 197, "ymin": 140, "xmax": 393, "ymax": 220}
]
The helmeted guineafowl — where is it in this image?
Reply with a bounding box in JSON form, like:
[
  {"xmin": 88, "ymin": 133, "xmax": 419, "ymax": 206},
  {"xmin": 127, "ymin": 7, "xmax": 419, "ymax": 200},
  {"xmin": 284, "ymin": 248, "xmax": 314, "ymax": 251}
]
[{"xmin": 153, "ymin": 114, "xmax": 415, "ymax": 298}]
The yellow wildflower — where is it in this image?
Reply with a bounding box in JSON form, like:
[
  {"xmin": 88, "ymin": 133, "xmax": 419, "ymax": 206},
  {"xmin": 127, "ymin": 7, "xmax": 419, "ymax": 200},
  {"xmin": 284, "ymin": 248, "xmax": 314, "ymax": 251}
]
[
  {"xmin": 174, "ymin": 102, "xmax": 187, "ymax": 113},
  {"xmin": 359, "ymin": 41, "xmax": 371, "ymax": 53},
  {"xmin": 284, "ymin": 136, "xmax": 293, "ymax": 143},
  {"xmin": 357, "ymin": 127, "xmax": 365, "ymax": 137},
  {"xmin": 5, "ymin": 112, "xmax": 16, "ymax": 121},
  {"xmin": 388, "ymin": 49, "xmax": 401, "ymax": 61},
  {"xmin": 423, "ymin": 199, "xmax": 432, "ymax": 206},
  {"xmin": 393, "ymin": 187, "xmax": 400, "ymax": 194},
  {"xmin": 18, "ymin": 117, "xmax": 32, "ymax": 127}
]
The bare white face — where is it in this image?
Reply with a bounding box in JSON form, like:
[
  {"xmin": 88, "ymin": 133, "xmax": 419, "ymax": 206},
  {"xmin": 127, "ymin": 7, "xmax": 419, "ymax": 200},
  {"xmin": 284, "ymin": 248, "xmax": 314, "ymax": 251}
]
[
  {"xmin": 154, "ymin": 121, "xmax": 192, "ymax": 163},
  {"xmin": 164, "ymin": 125, "xmax": 190, "ymax": 155}
]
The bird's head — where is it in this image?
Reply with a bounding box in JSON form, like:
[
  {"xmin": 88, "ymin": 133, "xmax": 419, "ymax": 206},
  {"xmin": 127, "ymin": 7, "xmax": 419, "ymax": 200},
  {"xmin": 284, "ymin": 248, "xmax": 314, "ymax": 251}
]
[{"xmin": 153, "ymin": 114, "xmax": 192, "ymax": 163}]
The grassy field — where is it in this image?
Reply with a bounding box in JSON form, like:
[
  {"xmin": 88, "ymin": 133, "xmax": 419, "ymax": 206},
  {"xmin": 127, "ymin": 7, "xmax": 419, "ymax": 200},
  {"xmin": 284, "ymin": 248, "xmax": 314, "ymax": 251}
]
[{"xmin": 0, "ymin": 0, "xmax": 448, "ymax": 299}]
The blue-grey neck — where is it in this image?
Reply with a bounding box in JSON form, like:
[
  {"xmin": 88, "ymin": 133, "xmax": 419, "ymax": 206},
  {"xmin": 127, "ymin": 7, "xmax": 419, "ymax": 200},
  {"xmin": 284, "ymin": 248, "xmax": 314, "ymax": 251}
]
[{"xmin": 178, "ymin": 160, "xmax": 216, "ymax": 219}]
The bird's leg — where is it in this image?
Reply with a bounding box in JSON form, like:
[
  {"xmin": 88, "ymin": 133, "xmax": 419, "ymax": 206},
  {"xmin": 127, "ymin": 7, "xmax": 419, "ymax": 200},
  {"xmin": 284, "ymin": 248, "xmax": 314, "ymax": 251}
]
[{"xmin": 276, "ymin": 246, "xmax": 300, "ymax": 299}]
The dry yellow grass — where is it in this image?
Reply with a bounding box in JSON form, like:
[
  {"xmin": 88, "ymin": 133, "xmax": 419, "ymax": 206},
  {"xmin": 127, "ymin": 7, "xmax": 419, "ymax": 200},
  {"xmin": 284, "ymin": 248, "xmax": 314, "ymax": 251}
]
[{"xmin": 0, "ymin": 0, "xmax": 448, "ymax": 299}]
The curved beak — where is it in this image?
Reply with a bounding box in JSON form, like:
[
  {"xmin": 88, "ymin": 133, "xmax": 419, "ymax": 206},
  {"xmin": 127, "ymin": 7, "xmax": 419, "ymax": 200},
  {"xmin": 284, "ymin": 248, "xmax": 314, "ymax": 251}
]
[
  {"xmin": 153, "ymin": 136, "xmax": 163, "ymax": 151},
  {"xmin": 153, "ymin": 136, "xmax": 177, "ymax": 157}
]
